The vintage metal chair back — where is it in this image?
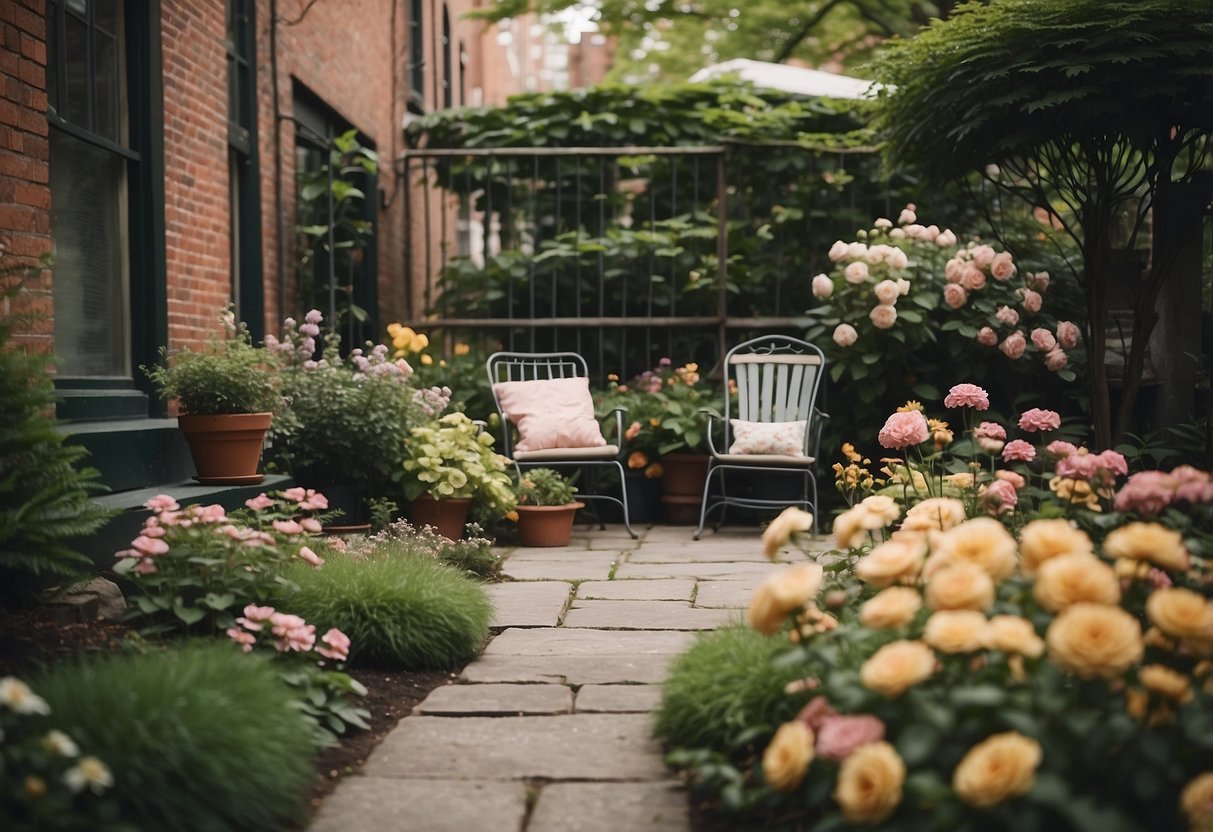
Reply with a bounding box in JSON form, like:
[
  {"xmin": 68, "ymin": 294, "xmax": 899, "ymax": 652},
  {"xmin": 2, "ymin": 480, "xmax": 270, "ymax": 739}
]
[
  {"xmin": 487, "ymin": 351, "xmax": 636, "ymax": 538},
  {"xmin": 695, "ymin": 335, "xmax": 828, "ymax": 539}
]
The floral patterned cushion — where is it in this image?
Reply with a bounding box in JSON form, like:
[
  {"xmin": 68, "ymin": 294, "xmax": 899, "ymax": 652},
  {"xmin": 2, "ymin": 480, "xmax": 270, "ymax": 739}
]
[
  {"xmin": 728, "ymin": 420, "xmax": 807, "ymax": 457},
  {"xmin": 492, "ymin": 377, "xmax": 608, "ymax": 453}
]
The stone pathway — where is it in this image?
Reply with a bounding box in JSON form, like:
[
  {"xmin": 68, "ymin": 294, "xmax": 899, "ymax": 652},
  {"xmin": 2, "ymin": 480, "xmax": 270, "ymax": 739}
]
[{"xmin": 311, "ymin": 525, "xmax": 784, "ymax": 832}]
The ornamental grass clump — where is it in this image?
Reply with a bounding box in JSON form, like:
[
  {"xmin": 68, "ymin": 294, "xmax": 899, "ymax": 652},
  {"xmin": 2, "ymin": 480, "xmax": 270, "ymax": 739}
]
[
  {"xmin": 278, "ymin": 539, "xmax": 493, "ymax": 669},
  {"xmin": 35, "ymin": 643, "xmax": 315, "ymax": 832}
]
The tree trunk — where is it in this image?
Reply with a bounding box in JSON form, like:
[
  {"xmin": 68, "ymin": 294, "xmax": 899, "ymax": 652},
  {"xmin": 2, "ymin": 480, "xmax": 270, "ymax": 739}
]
[{"xmin": 1084, "ymin": 237, "xmax": 1113, "ymax": 450}]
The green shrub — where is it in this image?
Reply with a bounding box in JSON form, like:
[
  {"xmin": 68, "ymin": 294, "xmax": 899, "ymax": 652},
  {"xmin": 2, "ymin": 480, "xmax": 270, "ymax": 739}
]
[
  {"xmin": 35, "ymin": 642, "xmax": 314, "ymax": 832},
  {"xmin": 280, "ymin": 541, "xmax": 493, "ymax": 669},
  {"xmin": 369, "ymin": 518, "xmax": 503, "ymax": 580},
  {"xmin": 656, "ymin": 625, "xmax": 804, "ymax": 751}
]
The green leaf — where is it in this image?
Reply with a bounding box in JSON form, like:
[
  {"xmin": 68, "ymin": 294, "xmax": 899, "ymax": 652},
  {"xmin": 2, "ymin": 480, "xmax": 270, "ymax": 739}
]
[{"xmin": 173, "ymin": 601, "xmax": 206, "ymax": 625}]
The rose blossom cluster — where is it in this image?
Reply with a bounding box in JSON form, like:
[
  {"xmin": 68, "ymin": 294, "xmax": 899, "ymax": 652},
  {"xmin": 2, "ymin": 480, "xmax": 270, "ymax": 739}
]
[
  {"xmin": 964, "ymin": 257, "xmax": 1078, "ymax": 373},
  {"xmin": 226, "ymin": 603, "xmax": 350, "ymax": 661},
  {"xmin": 1114, "ymin": 466, "xmax": 1213, "ymax": 515}
]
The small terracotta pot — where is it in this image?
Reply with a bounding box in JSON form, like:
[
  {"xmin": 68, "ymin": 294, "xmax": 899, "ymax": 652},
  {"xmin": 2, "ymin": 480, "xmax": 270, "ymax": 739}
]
[
  {"xmin": 410, "ymin": 495, "xmax": 472, "ymax": 541},
  {"xmin": 177, "ymin": 412, "xmax": 271, "ymax": 485},
  {"xmin": 659, "ymin": 453, "xmax": 710, "ymax": 525},
  {"xmin": 515, "ymin": 502, "xmax": 585, "ymax": 547}
]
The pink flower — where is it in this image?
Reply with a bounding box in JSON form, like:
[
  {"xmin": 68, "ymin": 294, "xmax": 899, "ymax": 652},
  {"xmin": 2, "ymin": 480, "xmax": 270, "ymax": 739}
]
[
  {"xmin": 1000, "ymin": 331, "xmax": 1027, "ymax": 360},
  {"xmin": 844, "ymin": 261, "xmax": 870, "ymax": 284},
  {"xmin": 812, "ymin": 274, "xmax": 833, "ymax": 298},
  {"xmin": 1030, "ymin": 328, "xmax": 1057, "ymax": 352},
  {"xmin": 280, "ymin": 624, "xmax": 316, "ymax": 653},
  {"xmin": 878, "ymin": 410, "xmax": 930, "ymax": 450},
  {"xmin": 960, "ymin": 266, "xmax": 987, "ymax": 291},
  {"xmin": 227, "ymin": 628, "xmax": 256, "ymax": 653},
  {"xmin": 315, "ymin": 628, "xmax": 351, "ymax": 662},
  {"xmin": 990, "ymin": 252, "xmax": 1016, "ymax": 281},
  {"xmin": 144, "ymin": 495, "xmax": 180, "ymax": 513},
  {"xmin": 1148, "ymin": 568, "xmax": 1173, "ymax": 590},
  {"xmin": 1046, "ymin": 440, "xmax": 1078, "ymax": 458},
  {"xmin": 1022, "ymin": 289, "xmax": 1042, "ymax": 313},
  {"xmin": 1044, "ymin": 348, "xmax": 1069, "ymax": 371},
  {"xmin": 1018, "ymin": 408, "xmax": 1061, "ymax": 433},
  {"xmin": 869, "ymin": 305, "xmax": 897, "ymax": 329},
  {"xmin": 828, "ymin": 241, "xmax": 849, "ymax": 262},
  {"xmin": 976, "ymin": 327, "xmax": 998, "ymax": 347},
  {"xmin": 888, "ymin": 249, "xmax": 909, "ymax": 270},
  {"xmin": 971, "ymin": 245, "xmax": 996, "ymax": 269},
  {"xmin": 1113, "ymin": 471, "xmax": 1175, "ymax": 515},
  {"xmin": 975, "ymin": 422, "xmax": 1007, "ymax": 442},
  {"xmin": 995, "ymin": 306, "xmax": 1019, "ymax": 327},
  {"xmin": 131, "ymin": 536, "xmax": 169, "ymax": 556},
  {"xmin": 282, "ymin": 487, "xmax": 308, "ymax": 502},
  {"xmin": 135, "ymin": 558, "xmax": 159, "ymax": 575},
  {"xmin": 995, "ymin": 469, "xmax": 1026, "ymax": 489},
  {"xmin": 1096, "ymin": 450, "xmax": 1128, "ymax": 477},
  {"xmin": 298, "ymin": 546, "xmax": 325, "ymax": 568},
  {"xmin": 945, "ymin": 258, "xmax": 964, "ymax": 283},
  {"xmin": 299, "ymin": 490, "xmax": 329, "ymax": 511},
  {"xmin": 943, "ymin": 283, "xmax": 968, "ymax": 309},
  {"xmin": 157, "ymin": 510, "xmax": 182, "ymax": 526},
  {"xmin": 1056, "ymin": 321, "xmax": 1080, "ymax": 349},
  {"xmin": 898, "ymin": 206, "xmax": 916, "ymax": 225},
  {"xmin": 141, "ymin": 523, "xmax": 167, "ymax": 539},
  {"xmin": 936, "ymin": 229, "xmax": 957, "ymax": 247},
  {"xmin": 874, "ymin": 280, "xmax": 900, "ymax": 305},
  {"xmin": 833, "ymin": 324, "xmax": 858, "ymax": 348},
  {"xmin": 1002, "ymin": 439, "xmax": 1036, "ymax": 463},
  {"xmin": 273, "ymin": 519, "xmax": 304, "ymax": 535},
  {"xmin": 1030, "ymin": 271, "xmax": 1050, "ymax": 292},
  {"xmin": 797, "ymin": 696, "xmax": 837, "ymax": 731},
  {"xmin": 237, "ymin": 605, "xmax": 276, "ymax": 631},
  {"xmin": 245, "ymin": 493, "xmax": 275, "ymax": 511},
  {"xmin": 815, "ymin": 715, "xmax": 887, "ymax": 761},
  {"xmin": 944, "ymin": 383, "xmax": 990, "ymax": 410},
  {"xmin": 326, "ymin": 536, "xmax": 349, "ymax": 552},
  {"xmin": 1056, "ymin": 451, "xmax": 1100, "ymax": 480},
  {"xmin": 983, "ymin": 479, "xmax": 1019, "ymax": 515},
  {"xmin": 300, "ymin": 517, "xmax": 323, "ymax": 534},
  {"xmin": 1173, "ymin": 466, "xmax": 1213, "ymax": 505}
]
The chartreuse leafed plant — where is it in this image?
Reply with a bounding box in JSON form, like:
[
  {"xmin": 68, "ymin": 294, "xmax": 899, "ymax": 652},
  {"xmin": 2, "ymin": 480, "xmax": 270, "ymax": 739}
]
[
  {"xmin": 35, "ymin": 643, "xmax": 315, "ymax": 832},
  {"xmin": 400, "ymin": 412, "xmax": 517, "ymax": 518},
  {"xmin": 278, "ymin": 538, "xmax": 494, "ymax": 669}
]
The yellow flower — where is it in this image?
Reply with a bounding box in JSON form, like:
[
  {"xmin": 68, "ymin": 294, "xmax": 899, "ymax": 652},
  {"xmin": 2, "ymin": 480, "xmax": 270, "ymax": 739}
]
[
  {"xmin": 420, "ymin": 353, "xmax": 434, "ymax": 365},
  {"xmin": 897, "ymin": 400, "xmax": 924, "ymax": 413},
  {"xmin": 1049, "ymin": 475, "xmax": 1101, "ymax": 511},
  {"xmin": 453, "ymin": 341, "xmax": 471, "ymax": 356},
  {"xmin": 627, "ymin": 451, "xmax": 648, "ymax": 470},
  {"xmin": 1019, "ymin": 519, "xmax": 1094, "ymax": 576},
  {"xmin": 923, "ymin": 610, "xmax": 989, "ymax": 654},
  {"xmin": 644, "ymin": 463, "xmax": 663, "ymax": 479},
  {"xmin": 1032, "ymin": 553, "xmax": 1120, "ymax": 612},
  {"xmin": 983, "ymin": 615, "xmax": 1044, "ymax": 658},
  {"xmin": 861, "ymin": 640, "xmax": 936, "ymax": 697},
  {"xmin": 854, "ymin": 536, "xmax": 927, "ymax": 588},
  {"xmin": 1046, "ymin": 603, "xmax": 1144, "ymax": 679},
  {"xmin": 1181, "ymin": 773, "xmax": 1213, "ymax": 832},
  {"xmin": 1104, "ymin": 522, "xmax": 1190, "ymax": 573},
  {"xmin": 762, "ymin": 507, "xmax": 815, "ymax": 559},
  {"xmin": 859, "ymin": 495, "xmax": 900, "ymax": 526},
  {"xmin": 832, "ymin": 505, "xmax": 870, "ymax": 550},
  {"xmin": 762, "ymin": 721, "xmax": 815, "ymax": 792},
  {"xmin": 649, "ymin": 417, "xmax": 661, "ymax": 427},
  {"xmin": 859, "ymin": 587, "xmax": 922, "ymax": 630},
  {"xmin": 766, "ymin": 563, "xmax": 825, "ymax": 613},
  {"xmin": 925, "ymin": 562, "xmax": 995, "ymax": 612},
  {"xmin": 1147, "ymin": 588, "xmax": 1213, "ymax": 641},
  {"xmin": 902, "ymin": 497, "xmax": 967, "ymax": 532},
  {"xmin": 834, "ymin": 741, "xmax": 905, "ymax": 824},
  {"xmin": 952, "ymin": 732, "xmax": 1042, "ymax": 808},
  {"xmin": 841, "ymin": 442, "xmax": 863, "ymax": 463},
  {"xmin": 625, "ymin": 421, "xmax": 642, "ymax": 441},
  {"xmin": 1140, "ymin": 664, "xmax": 1194, "ymax": 704},
  {"xmin": 748, "ymin": 583, "xmax": 784, "ymax": 635},
  {"xmin": 504, "ymin": 510, "xmax": 519, "ymax": 522},
  {"xmin": 928, "ymin": 418, "xmax": 953, "ymax": 449},
  {"xmin": 931, "ymin": 517, "xmax": 1017, "ymax": 582}
]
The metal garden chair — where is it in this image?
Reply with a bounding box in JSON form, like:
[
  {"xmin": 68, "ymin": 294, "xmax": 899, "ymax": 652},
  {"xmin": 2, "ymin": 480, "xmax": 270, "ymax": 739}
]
[
  {"xmin": 694, "ymin": 335, "xmax": 829, "ymax": 540},
  {"xmin": 486, "ymin": 351, "xmax": 637, "ymax": 539}
]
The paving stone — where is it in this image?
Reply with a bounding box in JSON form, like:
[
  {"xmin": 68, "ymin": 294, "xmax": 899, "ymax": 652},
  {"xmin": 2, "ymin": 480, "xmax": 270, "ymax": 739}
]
[
  {"xmin": 614, "ymin": 561, "xmax": 781, "ymax": 581},
  {"xmin": 461, "ymin": 654, "xmax": 677, "ymax": 685},
  {"xmin": 366, "ymin": 715, "xmax": 665, "ymax": 780},
  {"xmin": 577, "ymin": 579, "xmax": 694, "ymax": 601},
  {"xmin": 484, "ymin": 627, "xmax": 694, "ymax": 657},
  {"xmin": 311, "ymin": 777, "xmax": 527, "ymax": 832},
  {"xmin": 486, "ymin": 582, "xmax": 571, "ymax": 628},
  {"xmin": 529, "ymin": 782, "xmax": 690, "ymax": 832},
  {"xmin": 504, "ymin": 546, "xmax": 603, "ymax": 561},
  {"xmin": 627, "ymin": 544, "xmax": 769, "ymax": 563},
  {"xmin": 693, "ymin": 580, "xmax": 760, "ymax": 609},
  {"xmin": 575, "ymin": 685, "xmax": 663, "ymax": 713},
  {"xmin": 563, "ymin": 600, "xmax": 735, "ymax": 630},
  {"xmin": 503, "ymin": 558, "xmax": 616, "ymax": 581},
  {"xmin": 415, "ymin": 683, "xmax": 572, "ymax": 716}
]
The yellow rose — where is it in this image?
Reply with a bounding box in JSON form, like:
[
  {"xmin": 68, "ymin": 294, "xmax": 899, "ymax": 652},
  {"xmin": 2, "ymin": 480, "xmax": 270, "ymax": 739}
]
[
  {"xmin": 902, "ymin": 497, "xmax": 967, "ymax": 532},
  {"xmin": 833, "ymin": 741, "xmax": 905, "ymax": 824},
  {"xmin": 932, "ymin": 518, "xmax": 1017, "ymax": 581},
  {"xmin": 854, "ymin": 537, "xmax": 927, "ymax": 588},
  {"xmin": 1181, "ymin": 772, "xmax": 1213, "ymax": 832},
  {"xmin": 1050, "ymin": 476, "xmax": 1100, "ymax": 511},
  {"xmin": 419, "ymin": 353, "xmax": 433, "ymax": 365},
  {"xmin": 762, "ymin": 721, "xmax": 815, "ymax": 792},
  {"xmin": 1140, "ymin": 664, "xmax": 1194, "ymax": 704},
  {"xmin": 748, "ymin": 583, "xmax": 784, "ymax": 635},
  {"xmin": 925, "ymin": 562, "xmax": 995, "ymax": 612},
  {"xmin": 1147, "ymin": 588, "xmax": 1213, "ymax": 641},
  {"xmin": 983, "ymin": 615, "xmax": 1044, "ymax": 659},
  {"xmin": 453, "ymin": 341, "xmax": 471, "ymax": 356},
  {"xmin": 952, "ymin": 731, "xmax": 1042, "ymax": 808},
  {"xmin": 1104, "ymin": 522, "xmax": 1190, "ymax": 573},
  {"xmin": 944, "ymin": 472, "xmax": 975, "ymax": 489},
  {"xmin": 1046, "ymin": 603, "xmax": 1144, "ymax": 679},
  {"xmin": 923, "ymin": 610, "xmax": 988, "ymax": 654},
  {"xmin": 833, "ymin": 506, "xmax": 869, "ymax": 550},
  {"xmin": 860, "ymin": 587, "xmax": 922, "ymax": 630},
  {"xmin": 1032, "ymin": 553, "xmax": 1121, "ymax": 612},
  {"xmin": 1019, "ymin": 519, "xmax": 1094, "ymax": 576},
  {"xmin": 766, "ymin": 563, "xmax": 825, "ymax": 612},
  {"xmin": 859, "ymin": 495, "xmax": 901, "ymax": 527},
  {"xmin": 762, "ymin": 507, "xmax": 815, "ymax": 559},
  {"xmin": 861, "ymin": 640, "xmax": 936, "ymax": 697}
]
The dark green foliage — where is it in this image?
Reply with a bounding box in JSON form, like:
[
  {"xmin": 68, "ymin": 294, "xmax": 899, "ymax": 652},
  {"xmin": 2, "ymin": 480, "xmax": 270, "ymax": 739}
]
[
  {"xmin": 35, "ymin": 642, "xmax": 315, "ymax": 832},
  {"xmin": 656, "ymin": 625, "xmax": 804, "ymax": 751},
  {"xmin": 143, "ymin": 319, "xmax": 278, "ymax": 415},
  {"xmin": 0, "ymin": 278, "xmax": 112, "ymax": 601},
  {"xmin": 279, "ymin": 541, "xmax": 493, "ymax": 669}
]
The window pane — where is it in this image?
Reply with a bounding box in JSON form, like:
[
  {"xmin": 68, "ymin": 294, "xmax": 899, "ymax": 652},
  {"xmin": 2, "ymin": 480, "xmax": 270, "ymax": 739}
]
[
  {"xmin": 51, "ymin": 130, "xmax": 129, "ymax": 377},
  {"xmin": 95, "ymin": 0, "xmax": 119, "ymax": 35},
  {"xmin": 94, "ymin": 30, "xmax": 119, "ymax": 142},
  {"xmin": 64, "ymin": 8, "xmax": 89, "ymax": 128}
]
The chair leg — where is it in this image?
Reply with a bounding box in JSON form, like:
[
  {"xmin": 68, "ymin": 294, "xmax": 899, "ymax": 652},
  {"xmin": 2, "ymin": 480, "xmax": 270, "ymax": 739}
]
[
  {"xmin": 615, "ymin": 460, "xmax": 638, "ymax": 539},
  {"xmin": 715, "ymin": 467, "xmax": 729, "ymax": 531},
  {"xmin": 693, "ymin": 463, "xmax": 715, "ymax": 540},
  {"xmin": 809, "ymin": 471, "xmax": 819, "ymax": 535}
]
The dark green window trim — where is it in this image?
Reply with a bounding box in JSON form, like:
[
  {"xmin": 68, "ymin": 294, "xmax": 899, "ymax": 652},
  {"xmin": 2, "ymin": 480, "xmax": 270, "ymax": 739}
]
[{"xmin": 227, "ymin": 0, "xmax": 264, "ymax": 340}]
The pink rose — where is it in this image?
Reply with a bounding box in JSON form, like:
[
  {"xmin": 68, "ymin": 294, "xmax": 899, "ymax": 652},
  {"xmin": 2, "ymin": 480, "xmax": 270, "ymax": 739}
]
[
  {"xmin": 1030, "ymin": 328, "xmax": 1057, "ymax": 352},
  {"xmin": 832, "ymin": 323, "xmax": 858, "ymax": 348},
  {"xmin": 828, "ymin": 241, "xmax": 849, "ymax": 262},
  {"xmin": 1030, "ymin": 271, "xmax": 1050, "ymax": 292},
  {"xmin": 869, "ymin": 304, "xmax": 897, "ymax": 330},
  {"xmin": 866, "ymin": 245, "xmax": 891, "ymax": 265},
  {"xmin": 1018, "ymin": 408, "xmax": 1061, "ymax": 432},
  {"xmin": 145, "ymin": 494, "xmax": 180, "ymax": 513},
  {"xmin": 244, "ymin": 493, "xmax": 275, "ymax": 511},
  {"xmin": 1044, "ymin": 348, "xmax": 1069, "ymax": 371},
  {"xmin": 888, "ymin": 249, "xmax": 909, "ymax": 270},
  {"xmin": 797, "ymin": 696, "xmax": 838, "ymax": 731},
  {"xmin": 316, "ymin": 628, "xmax": 351, "ymax": 662},
  {"xmin": 990, "ymin": 252, "xmax": 1016, "ymax": 281},
  {"xmin": 1022, "ymin": 289, "xmax": 1042, "ymax": 313},
  {"xmin": 995, "ymin": 469, "xmax": 1026, "ymax": 489},
  {"xmin": 960, "ymin": 266, "xmax": 987, "ymax": 291},
  {"xmin": 878, "ymin": 410, "xmax": 930, "ymax": 450},
  {"xmin": 976, "ymin": 327, "xmax": 998, "ymax": 347},
  {"xmin": 815, "ymin": 715, "xmax": 887, "ymax": 761},
  {"xmin": 944, "ymin": 283, "xmax": 968, "ymax": 309},
  {"xmin": 844, "ymin": 261, "xmax": 870, "ymax": 284},
  {"xmin": 983, "ymin": 479, "xmax": 1019, "ymax": 515},
  {"xmin": 1046, "ymin": 440, "xmax": 1078, "ymax": 458},
  {"xmin": 298, "ymin": 546, "xmax": 325, "ymax": 568},
  {"xmin": 1002, "ymin": 439, "xmax": 1036, "ymax": 463},
  {"xmin": 944, "ymin": 383, "xmax": 990, "ymax": 411},
  {"xmin": 812, "ymin": 274, "xmax": 834, "ymax": 299},
  {"xmin": 995, "ymin": 306, "xmax": 1019, "ymax": 327},
  {"xmin": 971, "ymin": 245, "xmax": 996, "ymax": 269},
  {"xmin": 1000, "ymin": 331, "xmax": 1027, "ymax": 360},
  {"xmin": 936, "ymin": 229, "xmax": 957, "ymax": 247},
  {"xmin": 874, "ymin": 280, "xmax": 900, "ymax": 305},
  {"xmin": 1056, "ymin": 321, "xmax": 1080, "ymax": 349},
  {"xmin": 945, "ymin": 258, "xmax": 964, "ymax": 283}
]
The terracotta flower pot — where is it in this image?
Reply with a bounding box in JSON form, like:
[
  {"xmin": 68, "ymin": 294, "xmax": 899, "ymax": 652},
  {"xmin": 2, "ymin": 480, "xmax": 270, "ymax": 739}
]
[
  {"xmin": 660, "ymin": 452, "xmax": 710, "ymax": 525},
  {"xmin": 515, "ymin": 502, "xmax": 585, "ymax": 547},
  {"xmin": 177, "ymin": 412, "xmax": 271, "ymax": 485},
  {"xmin": 410, "ymin": 495, "xmax": 472, "ymax": 541}
]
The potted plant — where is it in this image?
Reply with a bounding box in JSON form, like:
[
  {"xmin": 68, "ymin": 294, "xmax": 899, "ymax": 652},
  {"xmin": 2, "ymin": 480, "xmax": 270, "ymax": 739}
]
[
  {"xmin": 144, "ymin": 310, "xmax": 277, "ymax": 484},
  {"xmin": 399, "ymin": 412, "xmax": 516, "ymax": 540},
  {"xmin": 514, "ymin": 468, "xmax": 585, "ymax": 547}
]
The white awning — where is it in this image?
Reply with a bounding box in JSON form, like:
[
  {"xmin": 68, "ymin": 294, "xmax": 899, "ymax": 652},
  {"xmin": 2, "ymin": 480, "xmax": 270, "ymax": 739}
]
[{"xmin": 689, "ymin": 58, "xmax": 882, "ymax": 100}]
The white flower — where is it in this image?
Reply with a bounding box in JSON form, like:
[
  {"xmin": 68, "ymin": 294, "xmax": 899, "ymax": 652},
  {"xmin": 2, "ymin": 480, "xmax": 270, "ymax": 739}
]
[
  {"xmin": 888, "ymin": 249, "xmax": 909, "ymax": 270},
  {"xmin": 847, "ymin": 242, "xmax": 868, "ymax": 260},
  {"xmin": 64, "ymin": 756, "xmax": 114, "ymax": 795},
  {"xmin": 811, "ymin": 274, "xmax": 833, "ymax": 299},
  {"xmin": 874, "ymin": 218, "xmax": 893, "ymax": 229},
  {"xmin": 874, "ymin": 280, "xmax": 900, "ymax": 305},
  {"xmin": 844, "ymin": 261, "xmax": 870, "ymax": 284},
  {"xmin": 833, "ymin": 323, "xmax": 859, "ymax": 348},
  {"xmin": 42, "ymin": 730, "xmax": 80, "ymax": 757},
  {"xmin": 0, "ymin": 678, "xmax": 50, "ymax": 715},
  {"xmin": 828, "ymin": 240, "xmax": 850, "ymax": 262},
  {"xmin": 898, "ymin": 207, "xmax": 917, "ymax": 225},
  {"xmin": 896, "ymin": 278, "xmax": 911, "ymax": 296},
  {"xmin": 870, "ymin": 304, "xmax": 898, "ymax": 330},
  {"xmin": 889, "ymin": 228, "xmax": 906, "ymax": 240}
]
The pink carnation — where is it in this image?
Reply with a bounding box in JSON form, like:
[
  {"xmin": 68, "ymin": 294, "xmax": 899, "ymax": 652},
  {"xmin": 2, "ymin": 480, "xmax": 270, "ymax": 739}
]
[
  {"xmin": 983, "ymin": 479, "xmax": 1019, "ymax": 515},
  {"xmin": 976, "ymin": 327, "xmax": 998, "ymax": 347},
  {"xmin": 196, "ymin": 504, "xmax": 227, "ymax": 523},
  {"xmin": 282, "ymin": 487, "xmax": 308, "ymax": 502},
  {"xmin": 1113, "ymin": 471, "xmax": 1175, "ymax": 515},
  {"xmin": 797, "ymin": 696, "xmax": 838, "ymax": 731},
  {"xmin": 815, "ymin": 715, "xmax": 887, "ymax": 762},
  {"xmin": 1000, "ymin": 331, "xmax": 1027, "ymax": 360},
  {"xmin": 944, "ymin": 383, "xmax": 990, "ymax": 411},
  {"xmin": 975, "ymin": 422, "xmax": 1007, "ymax": 442},
  {"xmin": 1172, "ymin": 466, "xmax": 1213, "ymax": 505},
  {"xmin": 131, "ymin": 535, "xmax": 169, "ymax": 556},
  {"xmin": 145, "ymin": 494, "xmax": 180, "ymax": 513},
  {"xmin": 1046, "ymin": 440, "xmax": 1078, "ymax": 458},
  {"xmin": 141, "ymin": 523, "xmax": 167, "ymax": 539},
  {"xmin": 316, "ymin": 628, "xmax": 352, "ymax": 662},
  {"xmin": 995, "ymin": 469, "xmax": 1026, "ymax": 490},
  {"xmin": 1057, "ymin": 321, "xmax": 1080, "ymax": 349},
  {"xmin": 1056, "ymin": 451, "xmax": 1100, "ymax": 480},
  {"xmin": 1096, "ymin": 450, "xmax": 1128, "ymax": 477},
  {"xmin": 878, "ymin": 410, "xmax": 930, "ymax": 450},
  {"xmin": 1002, "ymin": 439, "xmax": 1036, "ymax": 463},
  {"xmin": 1018, "ymin": 408, "xmax": 1061, "ymax": 433},
  {"xmin": 245, "ymin": 493, "xmax": 275, "ymax": 511}
]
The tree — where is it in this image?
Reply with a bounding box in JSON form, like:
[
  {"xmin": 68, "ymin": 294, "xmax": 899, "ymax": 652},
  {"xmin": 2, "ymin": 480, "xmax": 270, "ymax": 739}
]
[{"xmin": 872, "ymin": 0, "xmax": 1213, "ymax": 449}]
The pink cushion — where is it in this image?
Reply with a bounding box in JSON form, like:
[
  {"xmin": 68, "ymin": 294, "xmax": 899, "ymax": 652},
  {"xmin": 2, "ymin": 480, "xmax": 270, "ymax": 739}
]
[
  {"xmin": 729, "ymin": 419, "xmax": 806, "ymax": 457},
  {"xmin": 493, "ymin": 377, "xmax": 607, "ymax": 453}
]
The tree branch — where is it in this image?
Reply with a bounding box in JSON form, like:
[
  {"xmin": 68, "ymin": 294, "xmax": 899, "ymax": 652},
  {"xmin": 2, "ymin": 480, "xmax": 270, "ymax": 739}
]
[{"xmin": 773, "ymin": 0, "xmax": 847, "ymax": 64}]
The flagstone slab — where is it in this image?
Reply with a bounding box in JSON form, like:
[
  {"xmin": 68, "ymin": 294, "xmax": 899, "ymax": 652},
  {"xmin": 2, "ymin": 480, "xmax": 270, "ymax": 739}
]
[
  {"xmin": 575, "ymin": 685, "xmax": 663, "ymax": 713},
  {"xmin": 310, "ymin": 777, "xmax": 527, "ymax": 832},
  {"xmin": 365, "ymin": 715, "xmax": 665, "ymax": 780},
  {"xmin": 504, "ymin": 547, "xmax": 611, "ymax": 562},
  {"xmin": 486, "ymin": 582, "xmax": 572, "ymax": 628},
  {"xmin": 563, "ymin": 600, "xmax": 734, "ymax": 631},
  {"xmin": 415, "ymin": 683, "xmax": 572, "ymax": 716},
  {"xmin": 693, "ymin": 580, "xmax": 760, "ymax": 609},
  {"xmin": 461, "ymin": 654, "xmax": 676, "ymax": 685},
  {"xmin": 627, "ymin": 545, "xmax": 769, "ymax": 563},
  {"xmin": 484, "ymin": 627, "xmax": 694, "ymax": 657},
  {"xmin": 503, "ymin": 558, "xmax": 617, "ymax": 582},
  {"xmin": 614, "ymin": 561, "xmax": 781, "ymax": 581},
  {"xmin": 577, "ymin": 579, "xmax": 695, "ymax": 602},
  {"xmin": 529, "ymin": 782, "xmax": 691, "ymax": 832}
]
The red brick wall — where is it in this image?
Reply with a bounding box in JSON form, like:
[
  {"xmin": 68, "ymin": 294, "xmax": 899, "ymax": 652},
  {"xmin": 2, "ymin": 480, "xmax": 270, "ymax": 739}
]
[{"xmin": 0, "ymin": 0, "xmax": 51, "ymax": 353}]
